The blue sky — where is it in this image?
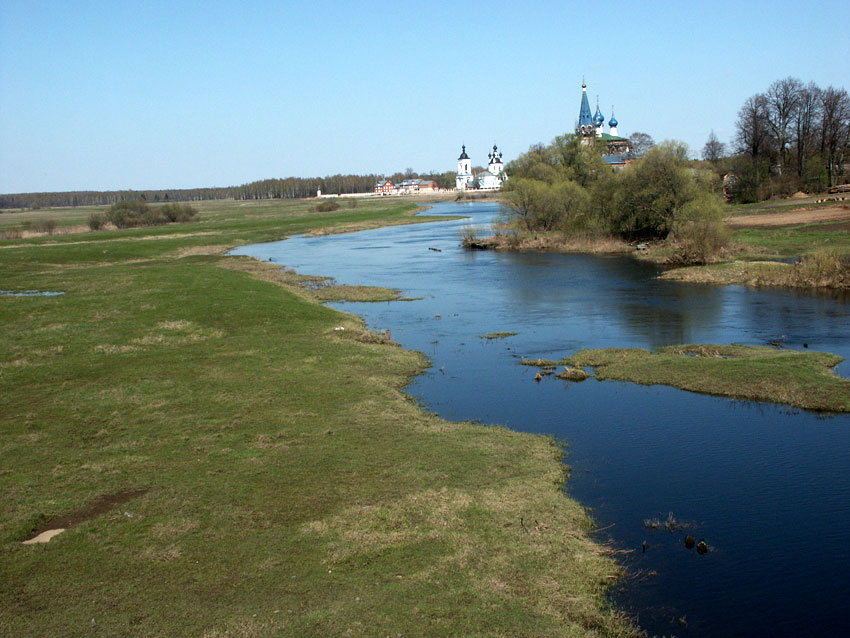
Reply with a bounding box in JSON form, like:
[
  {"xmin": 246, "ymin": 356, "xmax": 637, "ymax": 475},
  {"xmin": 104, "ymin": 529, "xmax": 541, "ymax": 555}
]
[{"xmin": 1, "ymin": 0, "xmax": 848, "ymax": 193}]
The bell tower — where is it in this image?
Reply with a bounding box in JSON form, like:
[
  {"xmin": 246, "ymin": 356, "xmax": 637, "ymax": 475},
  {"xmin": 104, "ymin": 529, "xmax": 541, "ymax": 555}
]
[{"xmin": 456, "ymin": 144, "xmax": 473, "ymax": 189}]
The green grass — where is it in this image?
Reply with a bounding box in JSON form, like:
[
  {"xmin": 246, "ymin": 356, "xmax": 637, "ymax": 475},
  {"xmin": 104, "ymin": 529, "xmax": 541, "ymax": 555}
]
[
  {"xmin": 1, "ymin": 198, "xmax": 636, "ymax": 636},
  {"xmin": 550, "ymin": 345, "xmax": 850, "ymax": 412},
  {"xmin": 654, "ymin": 221, "xmax": 850, "ymax": 290},
  {"xmin": 730, "ymin": 226, "xmax": 850, "ymax": 259}
]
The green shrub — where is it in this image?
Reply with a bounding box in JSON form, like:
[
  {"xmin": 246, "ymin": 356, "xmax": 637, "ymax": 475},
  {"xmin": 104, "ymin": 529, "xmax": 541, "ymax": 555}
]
[
  {"xmin": 104, "ymin": 200, "xmax": 198, "ymax": 228},
  {"xmin": 315, "ymin": 198, "xmax": 340, "ymax": 212},
  {"xmin": 668, "ymin": 194, "xmax": 728, "ymax": 264},
  {"xmin": 140, "ymin": 208, "xmax": 168, "ymax": 226},
  {"xmin": 87, "ymin": 213, "xmax": 106, "ymax": 230},
  {"xmin": 160, "ymin": 203, "xmax": 199, "ymax": 223},
  {"xmin": 106, "ymin": 200, "xmax": 149, "ymax": 228}
]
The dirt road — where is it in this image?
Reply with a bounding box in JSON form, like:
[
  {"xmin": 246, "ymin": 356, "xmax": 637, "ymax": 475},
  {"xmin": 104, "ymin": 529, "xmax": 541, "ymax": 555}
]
[{"xmin": 725, "ymin": 205, "xmax": 850, "ymax": 229}]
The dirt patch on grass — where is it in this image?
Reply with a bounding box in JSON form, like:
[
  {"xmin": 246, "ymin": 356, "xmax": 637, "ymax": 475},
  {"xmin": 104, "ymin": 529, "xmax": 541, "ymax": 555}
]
[
  {"xmin": 725, "ymin": 205, "xmax": 850, "ymax": 229},
  {"xmin": 23, "ymin": 488, "xmax": 149, "ymax": 542},
  {"xmin": 174, "ymin": 244, "xmax": 228, "ymax": 257}
]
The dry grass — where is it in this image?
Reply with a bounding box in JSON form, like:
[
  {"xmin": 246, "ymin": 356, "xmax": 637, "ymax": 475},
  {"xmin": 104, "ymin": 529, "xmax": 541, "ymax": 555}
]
[
  {"xmin": 313, "ymin": 285, "xmax": 402, "ymax": 303},
  {"xmin": 660, "ymin": 252, "xmax": 850, "ymax": 290},
  {"xmin": 220, "ymin": 257, "xmax": 404, "ymax": 303},
  {"xmin": 174, "ymin": 244, "xmax": 229, "ymax": 257},
  {"xmin": 556, "ymin": 367, "xmax": 590, "ymax": 382},
  {"xmin": 464, "ymin": 231, "xmax": 631, "ymax": 254}
]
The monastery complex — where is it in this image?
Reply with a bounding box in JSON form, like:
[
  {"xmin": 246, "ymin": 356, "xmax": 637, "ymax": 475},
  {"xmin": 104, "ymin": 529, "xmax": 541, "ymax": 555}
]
[{"xmin": 453, "ymin": 80, "xmax": 633, "ymax": 192}]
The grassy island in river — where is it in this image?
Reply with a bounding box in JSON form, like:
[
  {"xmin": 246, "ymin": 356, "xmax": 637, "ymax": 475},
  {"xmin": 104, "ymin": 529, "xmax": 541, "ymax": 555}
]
[
  {"xmin": 0, "ymin": 198, "xmax": 637, "ymax": 636},
  {"xmin": 526, "ymin": 344, "xmax": 850, "ymax": 413}
]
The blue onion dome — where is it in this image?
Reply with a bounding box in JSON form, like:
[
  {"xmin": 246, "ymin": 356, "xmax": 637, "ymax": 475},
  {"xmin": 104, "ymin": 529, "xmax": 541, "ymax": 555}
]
[
  {"xmin": 609, "ymin": 109, "xmax": 618, "ymax": 128},
  {"xmin": 593, "ymin": 106, "xmax": 605, "ymax": 126}
]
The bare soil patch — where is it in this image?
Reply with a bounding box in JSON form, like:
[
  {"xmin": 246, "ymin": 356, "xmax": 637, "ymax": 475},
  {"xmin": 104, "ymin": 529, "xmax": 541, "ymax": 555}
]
[
  {"xmin": 725, "ymin": 205, "xmax": 850, "ymax": 229},
  {"xmin": 22, "ymin": 488, "xmax": 149, "ymax": 542}
]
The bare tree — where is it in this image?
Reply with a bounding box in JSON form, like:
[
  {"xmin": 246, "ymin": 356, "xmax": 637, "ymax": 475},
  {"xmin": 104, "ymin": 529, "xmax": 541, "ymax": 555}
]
[
  {"xmin": 793, "ymin": 82, "xmax": 821, "ymax": 179},
  {"xmin": 764, "ymin": 77, "xmax": 803, "ymax": 173},
  {"xmin": 819, "ymin": 87, "xmax": 850, "ymax": 186},
  {"xmin": 628, "ymin": 132, "xmax": 655, "ymax": 157},
  {"xmin": 735, "ymin": 93, "xmax": 772, "ymax": 161},
  {"xmin": 702, "ymin": 130, "xmax": 726, "ymax": 163}
]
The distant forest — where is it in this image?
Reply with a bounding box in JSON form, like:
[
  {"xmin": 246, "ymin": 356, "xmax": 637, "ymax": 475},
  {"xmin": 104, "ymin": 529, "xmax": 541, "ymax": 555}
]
[{"xmin": 0, "ymin": 170, "xmax": 458, "ymax": 210}]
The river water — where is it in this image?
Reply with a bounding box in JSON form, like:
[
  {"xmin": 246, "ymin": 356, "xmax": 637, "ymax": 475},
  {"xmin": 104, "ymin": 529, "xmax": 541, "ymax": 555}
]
[{"xmin": 231, "ymin": 201, "xmax": 850, "ymax": 637}]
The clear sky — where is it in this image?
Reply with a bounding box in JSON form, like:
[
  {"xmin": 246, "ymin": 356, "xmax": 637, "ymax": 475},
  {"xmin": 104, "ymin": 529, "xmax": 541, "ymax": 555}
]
[{"xmin": 1, "ymin": 0, "xmax": 848, "ymax": 193}]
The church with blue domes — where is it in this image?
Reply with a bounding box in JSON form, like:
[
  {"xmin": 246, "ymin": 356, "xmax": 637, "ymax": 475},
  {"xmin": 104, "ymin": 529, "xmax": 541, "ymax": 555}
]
[{"xmin": 576, "ymin": 80, "xmax": 631, "ymax": 168}]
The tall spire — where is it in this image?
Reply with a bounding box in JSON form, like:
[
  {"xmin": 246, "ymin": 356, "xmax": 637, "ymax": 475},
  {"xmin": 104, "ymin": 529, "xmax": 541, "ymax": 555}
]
[{"xmin": 577, "ymin": 80, "xmax": 593, "ymax": 129}]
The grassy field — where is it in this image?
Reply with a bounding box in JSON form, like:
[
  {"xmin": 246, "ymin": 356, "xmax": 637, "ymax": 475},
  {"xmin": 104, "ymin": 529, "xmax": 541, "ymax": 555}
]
[
  {"xmin": 525, "ymin": 345, "xmax": 850, "ymax": 412},
  {"xmin": 729, "ymin": 225, "xmax": 850, "ymax": 259},
  {"xmin": 655, "ymin": 218, "xmax": 850, "ymax": 290},
  {"xmin": 1, "ymin": 199, "xmax": 636, "ymax": 636}
]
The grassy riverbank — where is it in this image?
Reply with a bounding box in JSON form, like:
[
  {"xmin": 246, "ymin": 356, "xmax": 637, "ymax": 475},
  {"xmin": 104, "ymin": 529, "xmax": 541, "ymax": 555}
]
[
  {"xmin": 526, "ymin": 345, "xmax": 850, "ymax": 413},
  {"xmin": 464, "ymin": 197, "xmax": 850, "ymax": 290},
  {"xmin": 659, "ymin": 212, "xmax": 850, "ymax": 289},
  {"xmin": 1, "ymin": 199, "xmax": 636, "ymax": 636}
]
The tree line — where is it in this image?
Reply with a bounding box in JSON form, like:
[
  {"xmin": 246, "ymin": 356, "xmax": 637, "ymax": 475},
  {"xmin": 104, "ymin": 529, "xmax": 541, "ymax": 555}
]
[
  {"xmin": 0, "ymin": 170, "xmax": 458, "ymax": 210},
  {"xmin": 705, "ymin": 77, "xmax": 849, "ymax": 201}
]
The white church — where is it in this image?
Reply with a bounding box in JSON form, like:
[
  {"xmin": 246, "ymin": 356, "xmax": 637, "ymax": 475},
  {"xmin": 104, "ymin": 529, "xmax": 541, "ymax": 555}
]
[{"xmin": 455, "ymin": 144, "xmax": 507, "ymax": 190}]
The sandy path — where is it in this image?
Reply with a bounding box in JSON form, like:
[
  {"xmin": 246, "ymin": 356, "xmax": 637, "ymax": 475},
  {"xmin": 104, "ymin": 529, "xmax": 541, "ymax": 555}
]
[{"xmin": 725, "ymin": 205, "xmax": 850, "ymax": 229}]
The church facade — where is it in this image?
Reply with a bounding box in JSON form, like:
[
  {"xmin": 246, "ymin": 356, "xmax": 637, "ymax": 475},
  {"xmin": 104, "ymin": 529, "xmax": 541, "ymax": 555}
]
[{"xmin": 455, "ymin": 144, "xmax": 506, "ymax": 190}]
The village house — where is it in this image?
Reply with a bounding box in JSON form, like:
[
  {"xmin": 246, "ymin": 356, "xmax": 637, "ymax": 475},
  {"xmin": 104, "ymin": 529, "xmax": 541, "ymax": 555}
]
[
  {"xmin": 374, "ymin": 178, "xmax": 440, "ymax": 196},
  {"xmin": 373, "ymin": 180, "xmax": 396, "ymax": 195}
]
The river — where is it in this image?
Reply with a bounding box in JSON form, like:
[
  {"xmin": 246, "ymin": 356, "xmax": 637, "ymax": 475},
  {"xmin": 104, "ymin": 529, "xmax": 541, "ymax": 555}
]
[{"xmin": 231, "ymin": 201, "xmax": 850, "ymax": 637}]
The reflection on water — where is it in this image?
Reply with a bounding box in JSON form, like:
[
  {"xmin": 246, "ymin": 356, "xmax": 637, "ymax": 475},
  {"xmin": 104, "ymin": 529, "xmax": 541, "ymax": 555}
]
[{"xmin": 231, "ymin": 202, "xmax": 850, "ymax": 637}]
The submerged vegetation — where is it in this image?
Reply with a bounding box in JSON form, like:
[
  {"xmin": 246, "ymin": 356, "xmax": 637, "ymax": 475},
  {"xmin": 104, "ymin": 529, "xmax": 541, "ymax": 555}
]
[
  {"xmin": 526, "ymin": 345, "xmax": 850, "ymax": 412},
  {"xmin": 0, "ymin": 198, "xmax": 638, "ymax": 636}
]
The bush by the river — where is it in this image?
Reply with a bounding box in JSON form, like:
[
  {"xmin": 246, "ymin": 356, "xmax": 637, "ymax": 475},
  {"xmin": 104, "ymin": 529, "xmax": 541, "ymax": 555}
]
[
  {"xmin": 92, "ymin": 201, "xmax": 199, "ymax": 230},
  {"xmin": 502, "ymin": 136, "xmax": 728, "ymax": 262}
]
